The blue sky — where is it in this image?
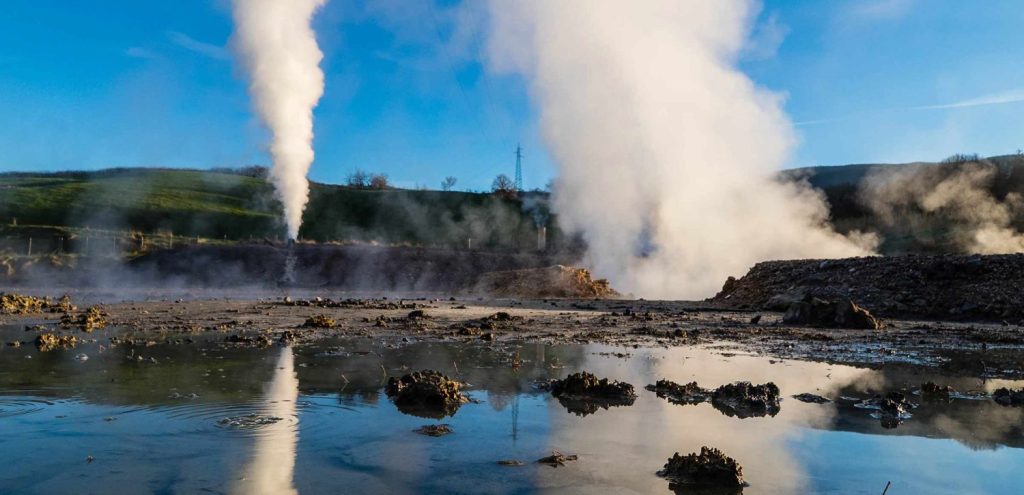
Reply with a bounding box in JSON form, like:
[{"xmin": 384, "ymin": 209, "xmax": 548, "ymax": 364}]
[{"xmin": 1, "ymin": 0, "xmax": 1022, "ymax": 190}]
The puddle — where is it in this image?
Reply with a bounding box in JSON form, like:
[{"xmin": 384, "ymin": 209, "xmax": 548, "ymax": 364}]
[{"xmin": 1, "ymin": 338, "xmax": 1023, "ymax": 493}]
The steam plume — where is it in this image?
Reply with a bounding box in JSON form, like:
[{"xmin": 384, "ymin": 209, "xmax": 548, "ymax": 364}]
[
  {"xmin": 859, "ymin": 161, "xmax": 1024, "ymax": 254},
  {"xmin": 231, "ymin": 0, "xmax": 327, "ymax": 240},
  {"xmin": 484, "ymin": 0, "xmax": 875, "ymax": 298}
]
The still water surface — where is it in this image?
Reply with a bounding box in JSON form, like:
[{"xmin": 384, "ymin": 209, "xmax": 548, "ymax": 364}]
[{"xmin": 1, "ymin": 335, "xmax": 1022, "ymax": 494}]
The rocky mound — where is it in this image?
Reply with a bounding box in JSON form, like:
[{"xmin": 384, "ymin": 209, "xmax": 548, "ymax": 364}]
[
  {"xmin": 385, "ymin": 370, "xmax": 469, "ymax": 419},
  {"xmin": 544, "ymin": 372, "xmax": 636, "ymax": 416},
  {"xmin": 658, "ymin": 447, "xmax": 745, "ymax": 492},
  {"xmin": 469, "ymin": 265, "xmax": 618, "ymax": 299},
  {"xmin": 782, "ymin": 297, "xmax": 882, "ymax": 329},
  {"xmin": 711, "ymin": 254, "xmax": 1024, "ymax": 321},
  {"xmin": 711, "ymin": 382, "xmax": 781, "ymax": 419}
]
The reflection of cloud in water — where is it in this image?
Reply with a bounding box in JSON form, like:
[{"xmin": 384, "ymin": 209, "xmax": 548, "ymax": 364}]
[
  {"xmin": 538, "ymin": 348, "xmax": 874, "ymax": 493},
  {"xmin": 232, "ymin": 347, "xmax": 299, "ymax": 495}
]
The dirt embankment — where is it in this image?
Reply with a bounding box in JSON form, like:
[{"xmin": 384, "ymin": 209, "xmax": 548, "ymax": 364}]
[{"xmin": 711, "ymin": 254, "xmax": 1024, "ymax": 321}]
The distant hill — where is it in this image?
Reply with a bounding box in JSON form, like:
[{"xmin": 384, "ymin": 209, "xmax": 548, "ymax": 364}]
[
  {"xmin": 2, "ymin": 154, "xmax": 1023, "ymax": 256},
  {"xmin": 0, "ymin": 167, "xmax": 560, "ymax": 252}
]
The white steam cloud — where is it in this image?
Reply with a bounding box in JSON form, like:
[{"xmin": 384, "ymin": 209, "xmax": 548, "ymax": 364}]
[
  {"xmin": 484, "ymin": 0, "xmax": 875, "ymax": 299},
  {"xmin": 860, "ymin": 161, "xmax": 1024, "ymax": 254},
  {"xmin": 231, "ymin": 0, "xmax": 327, "ymax": 240}
]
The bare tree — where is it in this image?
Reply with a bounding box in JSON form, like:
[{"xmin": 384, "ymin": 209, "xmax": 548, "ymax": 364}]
[
  {"xmin": 369, "ymin": 173, "xmax": 390, "ymax": 190},
  {"xmin": 441, "ymin": 176, "xmax": 457, "ymax": 191},
  {"xmin": 347, "ymin": 169, "xmax": 368, "ymax": 188},
  {"xmin": 491, "ymin": 174, "xmax": 517, "ymax": 198}
]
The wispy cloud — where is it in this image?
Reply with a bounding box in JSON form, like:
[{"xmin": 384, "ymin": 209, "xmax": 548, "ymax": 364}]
[
  {"xmin": 744, "ymin": 12, "xmax": 789, "ymax": 60},
  {"xmin": 125, "ymin": 46, "xmax": 158, "ymax": 60},
  {"xmin": 914, "ymin": 88, "xmax": 1024, "ymax": 110},
  {"xmin": 167, "ymin": 31, "xmax": 229, "ymax": 60},
  {"xmin": 847, "ymin": 0, "xmax": 918, "ymax": 21}
]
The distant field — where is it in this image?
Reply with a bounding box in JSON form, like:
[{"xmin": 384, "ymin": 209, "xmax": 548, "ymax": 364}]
[{"xmin": 0, "ymin": 168, "xmax": 557, "ymax": 252}]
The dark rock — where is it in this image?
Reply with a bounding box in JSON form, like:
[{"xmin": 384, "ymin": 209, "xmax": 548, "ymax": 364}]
[
  {"xmin": 407, "ymin": 310, "xmax": 428, "ymax": 319},
  {"xmin": 783, "ymin": 297, "xmax": 882, "ymax": 330},
  {"xmin": 548, "ymin": 372, "xmax": 636, "ymax": 416},
  {"xmin": 385, "ymin": 370, "xmax": 468, "ymax": 418},
  {"xmin": 920, "ymin": 382, "xmax": 953, "ymax": 401},
  {"xmin": 855, "ymin": 392, "xmax": 914, "ymax": 428},
  {"xmin": 792, "ymin": 393, "xmax": 831, "ymax": 404},
  {"xmin": 647, "ymin": 380, "xmax": 712, "ymax": 405},
  {"xmin": 993, "ymin": 388, "xmax": 1024, "ymax": 407},
  {"xmin": 658, "ymin": 447, "xmax": 745, "ymax": 492},
  {"xmin": 412, "ymin": 424, "xmax": 453, "ymax": 436},
  {"xmin": 537, "ymin": 451, "xmax": 578, "ymax": 467},
  {"xmin": 711, "ymin": 382, "xmax": 781, "ymax": 418}
]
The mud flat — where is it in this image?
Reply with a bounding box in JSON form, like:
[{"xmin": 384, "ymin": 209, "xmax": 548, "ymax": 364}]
[{"xmin": 3, "ymin": 289, "xmax": 1024, "ymax": 379}]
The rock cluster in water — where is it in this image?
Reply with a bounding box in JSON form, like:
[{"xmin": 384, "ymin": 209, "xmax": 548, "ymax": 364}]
[
  {"xmin": 545, "ymin": 372, "xmax": 636, "ymax": 416},
  {"xmin": 658, "ymin": 447, "xmax": 745, "ymax": 492},
  {"xmin": 711, "ymin": 382, "xmax": 782, "ymax": 418},
  {"xmin": 647, "ymin": 380, "xmax": 781, "ymax": 418},
  {"xmin": 993, "ymin": 387, "xmax": 1024, "ymax": 407},
  {"xmin": 646, "ymin": 380, "xmax": 711, "ymax": 405},
  {"xmin": 920, "ymin": 382, "xmax": 954, "ymax": 401},
  {"xmin": 385, "ymin": 370, "xmax": 468, "ymax": 418}
]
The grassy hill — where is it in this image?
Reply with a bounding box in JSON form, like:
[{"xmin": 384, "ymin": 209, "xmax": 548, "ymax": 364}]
[
  {"xmin": 0, "ymin": 167, "xmax": 558, "ymax": 252},
  {"xmin": 3, "ymin": 153, "xmax": 1023, "ymax": 256}
]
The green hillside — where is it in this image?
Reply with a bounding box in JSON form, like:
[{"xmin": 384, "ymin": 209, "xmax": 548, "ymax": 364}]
[{"xmin": 0, "ymin": 167, "xmax": 558, "ymax": 251}]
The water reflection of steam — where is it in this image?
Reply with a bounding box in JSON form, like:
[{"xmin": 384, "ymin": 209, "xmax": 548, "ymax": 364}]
[{"xmin": 231, "ymin": 347, "xmax": 299, "ymax": 495}]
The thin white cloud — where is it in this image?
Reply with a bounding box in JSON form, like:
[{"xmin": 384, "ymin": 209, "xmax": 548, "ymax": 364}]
[
  {"xmin": 167, "ymin": 31, "xmax": 229, "ymax": 60},
  {"xmin": 848, "ymin": 0, "xmax": 917, "ymax": 21},
  {"xmin": 744, "ymin": 12, "xmax": 789, "ymax": 60},
  {"xmin": 914, "ymin": 88, "xmax": 1024, "ymax": 110},
  {"xmin": 125, "ymin": 47, "xmax": 158, "ymax": 60}
]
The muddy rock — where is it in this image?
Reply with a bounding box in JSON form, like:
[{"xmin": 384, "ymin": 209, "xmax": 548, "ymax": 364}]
[
  {"xmin": 711, "ymin": 382, "xmax": 781, "ymax": 418},
  {"xmin": 658, "ymin": 447, "xmax": 745, "ymax": 492},
  {"xmin": 856, "ymin": 392, "xmax": 915, "ymax": 428},
  {"xmin": 385, "ymin": 370, "xmax": 468, "ymax": 418},
  {"xmin": 782, "ymin": 297, "xmax": 882, "ymax": 330},
  {"xmin": 792, "ymin": 393, "xmax": 831, "ymax": 404},
  {"xmin": 993, "ymin": 388, "xmax": 1024, "ymax": 407},
  {"xmin": 537, "ymin": 451, "xmax": 578, "ymax": 467},
  {"xmin": 412, "ymin": 424, "xmax": 453, "ymax": 436},
  {"xmin": 920, "ymin": 382, "xmax": 954, "ymax": 401},
  {"xmin": 548, "ymin": 372, "xmax": 636, "ymax": 416},
  {"xmin": 35, "ymin": 333, "xmax": 78, "ymax": 352},
  {"xmin": 647, "ymin": 380, "xmax": 712, "ymax": 405},
  {"xmin": 302, "ymin": 314, "xmax": 336, "ymax": 328}
]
